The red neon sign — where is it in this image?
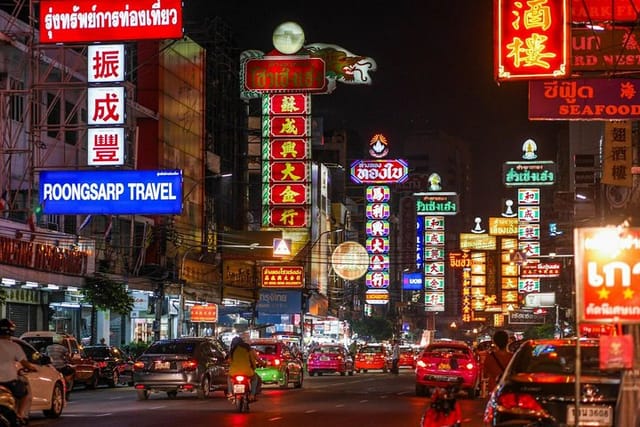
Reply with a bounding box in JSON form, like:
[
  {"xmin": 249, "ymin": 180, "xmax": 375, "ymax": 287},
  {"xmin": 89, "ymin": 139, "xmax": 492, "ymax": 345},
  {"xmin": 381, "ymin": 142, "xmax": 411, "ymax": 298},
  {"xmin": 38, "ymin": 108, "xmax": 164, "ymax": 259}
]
[
  {"xmin": 244, "ymin": 58, "xmax": 326, "ymax": 93},
  {"xmin": 494, "ymin": 0, "xmax": 570, "ymax": 80},
  {"xmin": 40, "ymin": 0, "xmax": 183, "ymax": 44}
]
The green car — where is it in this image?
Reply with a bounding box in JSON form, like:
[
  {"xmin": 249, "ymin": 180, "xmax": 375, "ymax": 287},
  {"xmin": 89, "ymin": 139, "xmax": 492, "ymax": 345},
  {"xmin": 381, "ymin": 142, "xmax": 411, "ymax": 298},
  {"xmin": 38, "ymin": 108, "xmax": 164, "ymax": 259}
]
[{"xmin": 249, "ymin": 339, "xmax": 304, "ymax": 389}]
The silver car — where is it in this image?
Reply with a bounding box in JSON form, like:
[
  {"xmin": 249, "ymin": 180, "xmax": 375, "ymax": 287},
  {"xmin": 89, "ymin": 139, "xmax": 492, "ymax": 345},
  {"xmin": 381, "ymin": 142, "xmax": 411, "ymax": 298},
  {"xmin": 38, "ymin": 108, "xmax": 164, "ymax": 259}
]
[{"xmin": 132, "ymin": 337, "xmax": 228, "ymax": 400}]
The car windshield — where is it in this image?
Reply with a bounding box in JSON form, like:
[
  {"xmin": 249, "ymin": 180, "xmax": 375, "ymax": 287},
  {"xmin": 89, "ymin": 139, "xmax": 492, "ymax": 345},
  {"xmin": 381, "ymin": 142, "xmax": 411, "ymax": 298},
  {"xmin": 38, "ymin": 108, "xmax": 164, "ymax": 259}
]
[
  {"xmin": 510, "ymin": 343, "xmax": 609, "ymax": 375},
  {"xmin": 425, "ymin": 346, "xmax": 469, "ymax": 357},
  {"xmin": 21, "ymin": 337, "xmax": 53, "ymax": 353},
  {"xmin": 360, "ymin": 346, "xmax": 383, "ymax": 354},
  {"xmin": 145, "ymin": 341, "xmax": 196, "ymax": 355},
  {"xmin": 315, "ymin": 346, "xmax": 342, "ymax": 354},
  {"xmin": 84, "ymin": 347, "xmax": 110, "ymax": 358},
  {"xmin": 252, "ymin": 344, "xmax": 277, "ymax": 355}
]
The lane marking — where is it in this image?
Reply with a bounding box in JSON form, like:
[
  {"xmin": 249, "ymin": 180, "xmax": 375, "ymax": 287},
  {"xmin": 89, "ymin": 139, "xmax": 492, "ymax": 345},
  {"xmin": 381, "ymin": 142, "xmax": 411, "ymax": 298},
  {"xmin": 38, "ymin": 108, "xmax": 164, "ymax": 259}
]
[{"xmin": 268, "ymin": 416, "xmax": 283, "ymax": 421}]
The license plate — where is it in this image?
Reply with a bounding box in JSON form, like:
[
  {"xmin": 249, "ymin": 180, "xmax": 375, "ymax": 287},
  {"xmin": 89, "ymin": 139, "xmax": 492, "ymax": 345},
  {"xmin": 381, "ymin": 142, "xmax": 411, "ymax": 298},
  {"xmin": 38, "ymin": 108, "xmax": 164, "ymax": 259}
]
[
  {"xmin": 438, "ymin": 363, "xmax": 451, "ymax": 370},
  {"xmin": 233, "ymin": 384, "xmax": 246, "ymax": 394},
  {"xmin": 154, "ymin": 361, "xmax": 170, "ymax": 370},
  {"xmin": 320, "ymin": 356, "xmax": 329, "ymax": 361},
  {"xmin": 566, "ymin": 405, "xmax": 612, "ymax": 426}
]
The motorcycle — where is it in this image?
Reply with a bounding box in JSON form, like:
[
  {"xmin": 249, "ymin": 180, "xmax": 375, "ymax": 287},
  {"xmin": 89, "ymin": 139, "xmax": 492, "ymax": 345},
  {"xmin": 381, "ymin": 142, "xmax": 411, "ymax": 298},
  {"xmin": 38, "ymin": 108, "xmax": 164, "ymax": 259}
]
[
  {"xmin": 0, "ymin": 384, "xmax": 17, "ymax": 427},
  {"xmin": 420, "ymin": 383, "xmax": 462, "ymax": 427},
  {"xmin": 229, "ymin": 375, "xmax": 252, "ymax": 413}
]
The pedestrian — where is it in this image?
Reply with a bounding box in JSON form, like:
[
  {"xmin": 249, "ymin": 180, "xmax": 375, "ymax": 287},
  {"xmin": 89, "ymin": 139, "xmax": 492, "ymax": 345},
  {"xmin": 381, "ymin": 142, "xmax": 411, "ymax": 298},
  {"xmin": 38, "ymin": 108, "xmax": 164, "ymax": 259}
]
[
  {"xmin": 99, "ymin": 338, "xmax": 106, "ymax": 345},
  {"xmin": 391, "ymin": 339, "xmax": 400, "ymax": 374},
  {"xmin": 482, "ymin": 330, "xmax": 513, "ymax": 393}
]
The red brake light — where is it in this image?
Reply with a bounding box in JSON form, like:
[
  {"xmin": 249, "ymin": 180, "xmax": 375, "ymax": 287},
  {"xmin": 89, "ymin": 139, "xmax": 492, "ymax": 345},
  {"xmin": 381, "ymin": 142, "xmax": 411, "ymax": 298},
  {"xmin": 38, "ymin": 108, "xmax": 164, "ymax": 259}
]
[
  {"xmin": 416, "ymin": 360, "xmax": 427, "ymax": 368},
  {"xmin": 234, "ymin": 375, "xmax": 245, "ymax": 382},
  {"xmin": 182, "ymin": 360, "xmax": 198, "ymax": 371},
  {"xmin": 133, "ymin": 361, "xmax": 145, "ymax": 370},
  {"xmin": 274, "ymin": 358, "xmax": 281, "ymax": 366},
  {"xmin": 465, "ymin": 362, "xmax": 475, "ymax": 370},
  {"xmin": 96, "ymin": 361, "xmax": 107, "ymax": 369},
  {"xmin": 497, "ymin": 392, "xmax": 545, "ymax": 412}
]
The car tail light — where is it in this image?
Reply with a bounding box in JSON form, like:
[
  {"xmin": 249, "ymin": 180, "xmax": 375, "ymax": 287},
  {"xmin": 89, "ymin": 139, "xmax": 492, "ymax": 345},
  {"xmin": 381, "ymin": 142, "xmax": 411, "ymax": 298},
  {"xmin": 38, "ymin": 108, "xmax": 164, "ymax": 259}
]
[
  {"xmin": 273, "ymin": 358, "xmax": 281, "ymax": 366},
  {"xmin": 497, "ymin": 392, "xmax": 545, "ymax": 413},
  {"xmin": 416, "ymin": 360, "xmax": 427, "ymax": 368},
  {"xmin": 465, "ymin": 361, "xmax": 475, "ymax": 370},
  {"xmin": 336, "ymin": 355, "xmax": 343, "ymax": 361},
  {"xmin": 234, "ymin": 375, "xmax": 245, "ymax": 382},
  {"xmin": 133, "ymin": 361, "xmax": 145, "ymax": 370},
  {"xmin": 96, "ymin": 361, "xmax": 108, "ymax": 369},
  {"xmin": 182, "ymin": 360, "xmax": 198, "ymax": 371}
]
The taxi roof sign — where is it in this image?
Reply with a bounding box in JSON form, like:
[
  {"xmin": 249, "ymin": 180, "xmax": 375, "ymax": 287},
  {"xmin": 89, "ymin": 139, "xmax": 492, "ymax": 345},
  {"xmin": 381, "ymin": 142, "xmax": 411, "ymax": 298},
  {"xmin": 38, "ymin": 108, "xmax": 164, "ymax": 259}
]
[{"xmin": 273, "ymin": 238, "xmax": 292, "ymax": 256}]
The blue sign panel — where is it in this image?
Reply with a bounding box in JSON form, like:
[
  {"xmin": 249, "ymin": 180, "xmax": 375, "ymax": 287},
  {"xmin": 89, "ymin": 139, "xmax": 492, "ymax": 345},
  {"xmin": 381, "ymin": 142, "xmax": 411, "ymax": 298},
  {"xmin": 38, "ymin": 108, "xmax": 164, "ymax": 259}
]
[
  {"xmin": 256, "ymin": 290, "xmax": 302, "ymax": 314},
  {"xmin": 39, "ymin": 170, "xmax": 183, "ymax": 215},
  {"xmin": 402, "ymin": 271, "xmax": 423, "ymax": 291}
]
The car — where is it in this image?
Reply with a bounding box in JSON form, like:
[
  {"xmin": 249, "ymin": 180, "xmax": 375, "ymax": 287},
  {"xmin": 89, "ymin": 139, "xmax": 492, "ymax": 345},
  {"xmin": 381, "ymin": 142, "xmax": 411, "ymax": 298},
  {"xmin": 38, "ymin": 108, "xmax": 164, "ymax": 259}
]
[
  {"xmin": 249, "ymin": 338, "xmax": 304, "ymax": 389},
  {"xmin": 415, "ymin": 340, "xmax": 480, "ymax": 397},
  {"xmin": 398, "ymin": 345, "xmax": 416, "ymax": 369},
  {"xmin": 354, "ymin": 343, "xmax": 391, "ymax": 373},
  {"xmin": 12, "ymin": 337, "xmax": 66, "ymax": 419},
  {"xmin": 132, "ymin": 337, "xmax": 229, "ymax": 400},
  {"xmin": 19, "ymin": 331, "xmax": 101, "ymax": 390},
  {"xmin": 306, "ymin": 343, "xmax": 354, "ymax": 376},
  {"xmin": 483, "ymin": 338, "xmax": 622, "ymax": 426},
  {"xmin": 83, "ymin": 345, "xmax": 134, "ymax": 387}
]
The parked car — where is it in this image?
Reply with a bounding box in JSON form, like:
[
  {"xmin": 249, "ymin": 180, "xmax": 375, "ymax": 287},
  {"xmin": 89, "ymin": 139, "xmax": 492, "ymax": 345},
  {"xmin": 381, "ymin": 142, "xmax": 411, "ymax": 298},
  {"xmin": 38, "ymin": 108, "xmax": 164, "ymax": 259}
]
[
  {"xmin": 398, "ymin": 345, "xmax": 417, "ymax": 369},
  {"xmin": 13, "ymin": 337, "xmax": 66, "ymax": 419},
  {"xmin": 133, "ymin": 337, "xmax": 228, "ymax": 400},
  {"xmin": 354, "ymin": 343, "xmax": 391, "ymax": 373},
  {"xmin": 415, "ymin": 340, "xmax": 480, "ymax": 398},
  {"xmin": 249, "ymin": 338, "xmax": 304, "ymax": 389},
  {"xmin": 83, "ymin": 345, "xmax": 134, "ymax": 387},
  {"xmin": 307, "ymin": 343, "xmax": 354, "ymax": 376},
  {"xmin": 484, "ymin": 338, "xmax": 622, "ymax": 426},
  {"xmin": 20, "ymin": 331, "xmax": 101, "ymax": 390}
]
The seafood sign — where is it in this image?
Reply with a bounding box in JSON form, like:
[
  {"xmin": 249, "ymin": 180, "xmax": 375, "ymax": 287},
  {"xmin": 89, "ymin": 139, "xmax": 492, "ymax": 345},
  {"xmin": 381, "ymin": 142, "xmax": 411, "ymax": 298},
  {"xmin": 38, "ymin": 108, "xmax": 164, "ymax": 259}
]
[{"xmin": 575, "ymin": 227, "xmax": 640, "ymax": 323}]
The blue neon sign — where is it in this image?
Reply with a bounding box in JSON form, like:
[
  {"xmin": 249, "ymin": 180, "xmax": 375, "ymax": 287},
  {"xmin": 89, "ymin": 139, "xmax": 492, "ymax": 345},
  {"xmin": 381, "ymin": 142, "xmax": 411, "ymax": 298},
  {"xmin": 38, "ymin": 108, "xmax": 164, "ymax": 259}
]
[
  {"xmin": 39, "ymin": 169, "xmax": 183, "ymax": 215},
  {"xmin": 402, "ymin": 271, "xmax": 423, "ymax": 291}
]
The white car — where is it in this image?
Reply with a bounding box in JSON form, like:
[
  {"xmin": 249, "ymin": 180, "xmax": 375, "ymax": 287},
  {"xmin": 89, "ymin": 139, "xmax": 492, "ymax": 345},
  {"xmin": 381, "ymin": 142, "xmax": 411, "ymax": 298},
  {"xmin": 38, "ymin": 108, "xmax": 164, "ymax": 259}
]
[{"xmin": 12, "ymin": 337, "xmax": 65, "ymax": 418}]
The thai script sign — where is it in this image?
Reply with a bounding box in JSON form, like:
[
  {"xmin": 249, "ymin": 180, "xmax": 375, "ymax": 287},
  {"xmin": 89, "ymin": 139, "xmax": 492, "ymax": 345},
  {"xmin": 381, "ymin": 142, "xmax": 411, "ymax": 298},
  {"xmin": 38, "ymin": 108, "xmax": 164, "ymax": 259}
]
[
  {"xmin": 520, "ymin": 261, "xmax": 562, "ymax": 278},
  {"xmin": 459, "ymin": 233, "xmax": 497, "ymax": 251},
  {"xmin": 350, "ymin": 159, "xmax": 409, "ymax": 184},
  {"xmin": 40, "ymin": 0, "xmax": 183, "ymax": 43},
  {"xmin": 503, "ymin": 161, "xmax": 556, "ymax": 186},
  {"xmin": 243, "ymin": 57, "xmax": 326, "ymax": 93},
  {"xmin": 40, "ymin": 169, "xmax": 182, "ymax": 215},
  {"xmin": 575, "ymin": 227, "xmax": 640, "ymax": 323},
  {"xmin": 449, "ymin": 252, "xmax": 471, "ymax": 268},
  {"xmin": 495, "ymin": 0, "xmax": 570, "ymax": 81},
  {"xmin": 529, "ymin": 79, "xmax": 640, "ymax": 120},
  {"xmin": 414, "ymin": 193, "xmax": 459, "ymax": 215},
  {"xmin": 489, "ymin": 217, "xmax": 518, "ymax": 235},
  {"xmin": 190, "ymin": 304, "xmax": 218, "ymax": 323},
  {"xmin": 508, "ymin": 310, "xmax": 546, "ymax": 325},
  {"xmin": 261, "ymin": 266, "xmax": 304, "ymax": 288},
  {"xmin": 256, "ymin": 290, "xmax": 302, "ymax": 314},
  {"xmin": 572, "ymin": 28, "xmax": 640, "ymax": 71}
]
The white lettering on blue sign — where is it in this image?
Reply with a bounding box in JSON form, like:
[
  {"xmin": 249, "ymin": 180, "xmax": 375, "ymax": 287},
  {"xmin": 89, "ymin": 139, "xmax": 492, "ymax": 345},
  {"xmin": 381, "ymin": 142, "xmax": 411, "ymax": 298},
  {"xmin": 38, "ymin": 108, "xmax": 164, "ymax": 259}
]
[{"xmin": 42, "ymin": 182, "xmax": 177, "ymax": 202}]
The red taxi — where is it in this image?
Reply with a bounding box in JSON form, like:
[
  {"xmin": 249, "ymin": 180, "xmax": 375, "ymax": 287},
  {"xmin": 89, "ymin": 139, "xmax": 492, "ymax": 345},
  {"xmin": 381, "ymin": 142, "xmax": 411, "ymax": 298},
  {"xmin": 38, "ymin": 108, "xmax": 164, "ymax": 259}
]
[
  {"xmin": 415, "ymin": 340, "xmax": 479, "ymax": 397},
  {"xmin": 354, "ymin": 343, "xmax": 390, "ymax": 373},
  {"xmin": 398, "ymin": 345, "xmax": 416, "ymax": 369},
  {"xmin": 307, "ymin": 344, "xmax": 354, "ymax": 376}
]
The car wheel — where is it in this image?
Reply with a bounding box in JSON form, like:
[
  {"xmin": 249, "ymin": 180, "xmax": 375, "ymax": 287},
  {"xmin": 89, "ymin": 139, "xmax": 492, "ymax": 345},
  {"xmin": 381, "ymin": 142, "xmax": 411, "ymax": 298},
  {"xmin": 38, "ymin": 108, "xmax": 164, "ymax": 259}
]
[
  {"xmin": 108, "ymin": 370, "xmax": 119, "ymax": 388},
  {"xmin": 340, "ymin": 370, "xmax": 346, "ymax": 376},
  {"xmin": 167, "ymin": 391, "xmax": 178, "ymax": 399},
  {"xmin": 348, "ymin": 370, "xmax": 354, "ymax": 376},
  {"xmin": 308, "ymin": 370, "xmax": 315, "ymax": 377},
  {"xmin": 363, "ymin": 369, "xmax": 368, "ymax": 373},
  {"xmin": 416, "ymin": 383, "xmax": 428, "ymax": 396},
  {"xmin": 86, "ymin": 372, "xmax": 99, "ymax": 389},
  {"xmin": 279, "ymin": 371, "xmax": 289, "ymax": 389},
  {"xmin": 318, "ymin": 372, "xmax": 323, "ymax": 376},
  {"xmin": 197, "ymin": 376, "xmax": 211, "ymax": 399},
  {"xmin": 136, "ymin": 389, "xmax": 150, "ymax": 400},
  {"xmin": 42, "ymin": 382, "xmax": 64, "ymax": 418}
]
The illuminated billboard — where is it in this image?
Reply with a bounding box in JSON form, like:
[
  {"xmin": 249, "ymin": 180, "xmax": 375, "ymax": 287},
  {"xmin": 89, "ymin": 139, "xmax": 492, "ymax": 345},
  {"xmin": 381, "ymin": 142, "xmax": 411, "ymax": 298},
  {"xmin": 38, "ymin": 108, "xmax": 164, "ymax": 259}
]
[
  {"xmin": 40, "ymin": 0, "xmax": 183, "ymax": 44},
  {"xmin": 40, "ymin": 169, "xmax": 182, "ymax": 215}
]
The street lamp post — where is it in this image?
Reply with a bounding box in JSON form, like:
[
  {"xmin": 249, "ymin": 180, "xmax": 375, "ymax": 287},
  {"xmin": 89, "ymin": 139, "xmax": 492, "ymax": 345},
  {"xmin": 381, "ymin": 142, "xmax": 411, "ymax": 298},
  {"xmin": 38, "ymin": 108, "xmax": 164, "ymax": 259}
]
[
  {"xmin": 307, "ymin": 228, "xmax": 343, "ymax": 290},
  {"xmin": 178, "ymin": 245, "xmax": 207, "ymax": 338}
]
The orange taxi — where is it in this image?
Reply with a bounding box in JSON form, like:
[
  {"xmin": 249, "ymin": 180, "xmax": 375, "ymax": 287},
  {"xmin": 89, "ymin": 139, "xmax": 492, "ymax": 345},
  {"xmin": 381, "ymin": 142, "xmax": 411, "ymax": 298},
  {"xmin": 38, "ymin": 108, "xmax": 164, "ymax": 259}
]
[{"xmin": 354, "ymin": 343, "xmax": 390, "ymax": 373}]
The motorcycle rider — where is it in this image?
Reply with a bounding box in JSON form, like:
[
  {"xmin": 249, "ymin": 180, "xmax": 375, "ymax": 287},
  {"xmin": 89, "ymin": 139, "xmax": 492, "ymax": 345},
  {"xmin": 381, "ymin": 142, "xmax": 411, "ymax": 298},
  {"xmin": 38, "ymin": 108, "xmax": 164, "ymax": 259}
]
[
  {"xmin": 226, "ymin": 336, "xmax": 259, "ymax": 402},
  {"xmin": 0, "ymin": 319, "xmax": 38, "ymax": 426}
]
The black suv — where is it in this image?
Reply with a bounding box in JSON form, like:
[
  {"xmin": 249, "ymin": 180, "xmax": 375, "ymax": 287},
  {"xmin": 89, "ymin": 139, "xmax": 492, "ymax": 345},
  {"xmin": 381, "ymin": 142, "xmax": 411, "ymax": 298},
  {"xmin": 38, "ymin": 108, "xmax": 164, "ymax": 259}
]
[
  {"xmin": 83, "ymin": 345, "xmax": 134, "ymax": 387},
  {"xmin": 133, "ymin": 337, "xmax": 228, "ymax": 400}
]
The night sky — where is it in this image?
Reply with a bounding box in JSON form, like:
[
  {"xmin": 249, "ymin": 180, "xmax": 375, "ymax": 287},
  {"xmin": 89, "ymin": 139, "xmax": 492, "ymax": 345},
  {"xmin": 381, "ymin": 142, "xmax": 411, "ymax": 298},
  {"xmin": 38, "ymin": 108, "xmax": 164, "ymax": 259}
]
[{"xmin": 184, "ymin": 1, "xmax": 566, "ymax": 220}]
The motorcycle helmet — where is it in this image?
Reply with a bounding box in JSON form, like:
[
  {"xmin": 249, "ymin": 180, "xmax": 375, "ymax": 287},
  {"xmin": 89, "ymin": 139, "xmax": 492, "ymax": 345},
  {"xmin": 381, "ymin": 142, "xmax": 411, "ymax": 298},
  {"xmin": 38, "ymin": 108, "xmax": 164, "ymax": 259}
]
[{"xmin": 0, "ymin": 319, "xmax": 16, "ymax": 336}]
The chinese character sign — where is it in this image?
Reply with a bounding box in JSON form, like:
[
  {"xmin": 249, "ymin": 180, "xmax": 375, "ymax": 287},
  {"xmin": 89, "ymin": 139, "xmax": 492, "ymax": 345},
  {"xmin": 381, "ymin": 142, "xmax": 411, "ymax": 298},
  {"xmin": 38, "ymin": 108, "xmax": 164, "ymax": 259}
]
[
  {"xmin": 602, "ymin": 121, "xmax": 632, "ymax": 187},
  {"xmin": 495, "ymin": 0, "xmax": 570, "ymax": 80},
  {"xmin": 88, "ymin": 45, "xmax": 125, "ymax": 83},
  {"xmin": 88, "ymin": 87, "xmax": 125, "ymax": 125},
  {"xmin": 87, "ymin": 128, "xmax": 124, "ymax": 166}
]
